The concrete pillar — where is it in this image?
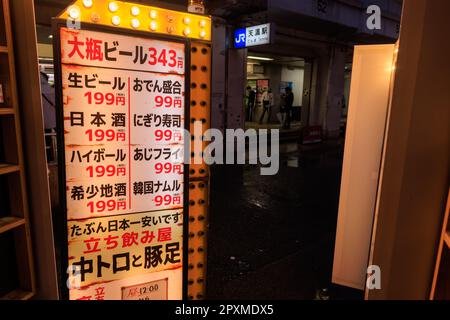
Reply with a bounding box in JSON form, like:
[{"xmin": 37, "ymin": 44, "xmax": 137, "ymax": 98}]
[
  {"xmin": 325, "ymin": 47, "xmax": 347, "ymax": 138},
  {"xmin": 309, "ymin": 52, "xmax": 329, "ymax": 128},
  {"xmin": 301, "ymin": 59, "xmax": 313, "ymax": 128},
  {"xmin": 309, "ymin": 46, "xmax": 346, "ymax": 138},
  {"xmin": 211, "ymin": 21, "xmax": 246, "ymax": 131},
  {"xmin": 226, "ymin": 42, "xmax": 246, "ymax": 130},
  {"xmin": 211, "ymin": 19, "xmax": 227, "ymax": 134}
]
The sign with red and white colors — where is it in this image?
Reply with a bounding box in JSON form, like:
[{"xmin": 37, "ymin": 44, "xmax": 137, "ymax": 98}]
[{"xmin": 59, "ymin": 27, "xmax": 186, "ymax": 300}]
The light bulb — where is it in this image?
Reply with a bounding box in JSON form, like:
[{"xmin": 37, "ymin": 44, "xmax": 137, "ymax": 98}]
[
  {"xmin": 199, "ymin": 20, "xmax": 206, "ymax": 27},
  {"xmin": 68, "ymin": 6, "xmax": 80, "ymax": 20},
  {"xmin": 183, "ymin": 17, "xmax": 191, "ymax": 25},
  {"xmin": 150, "ymin": 10, "xmax": 157, "ymax": 19},
  {"xmin": 150, "ymin": 21, "xmax": 158, "ymax": 31},
  {"xmin": 82, "ymin": 0, "xmax": 93, "ymax": 8},
  {"xmin": 108, "ymin": 1, "xmax": 118, "ymax": 13},
  {"xmin": 131, "ymin": 6, "xmax": 140, "ymax": 16},
  {"xmin": 131, "ymin": 19, "xmax": 140, "ymax": 29},
  {"xmin": 184, "ymin": 27, "xmax": 191, "ymax": 36},
  {"xmin": 199, "ymin": 30, "xmax": 206, "ymax": 38},
  {"xmin": 111, "ymin": 15, "xmax": 120, "ymax": 25}
]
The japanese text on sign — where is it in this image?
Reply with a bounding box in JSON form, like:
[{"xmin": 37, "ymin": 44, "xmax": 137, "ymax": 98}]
[{"xmin": 60, "ymin": 27, "xmax": 186, "ymax": 300}]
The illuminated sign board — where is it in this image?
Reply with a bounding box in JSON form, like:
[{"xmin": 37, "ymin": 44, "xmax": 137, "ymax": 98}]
[
  {"xmin": 59, "ymin": 26, "xmax": 185, "ymax": 301},
  {"xmin": 54, "ymin": 0, "xmax": 212, "ymax": 301},
  {"xmin": 51, "ymin": 0, "xmax": 215, "ymax": 300},
  {"xmin": 234, "ymin": 23, "xmax": 272, "ymax": 48}
]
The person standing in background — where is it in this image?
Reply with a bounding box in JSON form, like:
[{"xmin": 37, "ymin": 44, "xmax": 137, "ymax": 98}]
[
  {"xmin": 284, "ymin": 87, "xmax": 294, "ymax": 129},
  {"xmin": 40, "ymin": 71, "xmax": 57, "ymax": 162},
  {"xmin": 277, "ymin": 91, "xmax": 286, "ymax": 126},
  {"xmin": 259, "ymin": 88, "xmax": 273, "ymax": 124},
  {"xmin": 246, "ymin": 86, "xmax": 256, "ymax": 122},
  {"xmin": 41, "ymin": 72, "xmax": 56, "ymax": 131}
]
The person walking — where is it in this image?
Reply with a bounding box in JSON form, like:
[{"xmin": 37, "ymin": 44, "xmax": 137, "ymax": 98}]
[{"xmin": 259, "ymin": 88, "xmax": 273, "ymax": 124}]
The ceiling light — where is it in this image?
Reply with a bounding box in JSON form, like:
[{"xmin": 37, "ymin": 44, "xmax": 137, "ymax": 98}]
[{"xmin": 248, "ymin": 56, "xmax": 274, "ymax": 61}]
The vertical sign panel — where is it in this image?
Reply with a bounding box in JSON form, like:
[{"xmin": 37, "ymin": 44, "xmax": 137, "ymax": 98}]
[
  {"xmin": 59, "ymin": 27, "xmax": 186, "ymax": 300},
  {"xmin": 332, "ymin": 45, "xmax": 395, "ymax": 290}
]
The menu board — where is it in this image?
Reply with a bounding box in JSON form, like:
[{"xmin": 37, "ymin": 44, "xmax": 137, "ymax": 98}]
[{"xmin": 58, "ymin": 27, "xmax": 186, "ymax": 300}]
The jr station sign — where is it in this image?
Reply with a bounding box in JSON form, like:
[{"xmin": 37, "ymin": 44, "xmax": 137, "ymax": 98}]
[{"xmin": 53, "ymin": 0, "xmax": 212, "ymax": 300}]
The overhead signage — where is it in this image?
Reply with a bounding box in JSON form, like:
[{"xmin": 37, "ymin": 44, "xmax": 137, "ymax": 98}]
[{"xmin": 234, "ymin": 23, "xmax": 272, "ymax": 48}]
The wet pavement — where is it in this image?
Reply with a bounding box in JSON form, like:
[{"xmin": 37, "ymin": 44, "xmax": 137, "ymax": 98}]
[{"xmin": 206, "ymin": 139, "xmax": 364, "ymax": 300}]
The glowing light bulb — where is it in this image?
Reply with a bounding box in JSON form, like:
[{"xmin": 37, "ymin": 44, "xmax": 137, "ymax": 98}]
[
  {"xmin": 199, "ymin": 30, "xmax": 206, "ymax": 38},
  {"xmin": 131, "ymin": 6, "xmax": 140, "ymax": 16},
  {"xmin": 183, "ymin": 17, "xmax": 191, "ymax": 25},
  {"xmin": 82, "ymin": 0, "xmax": 93, "ymax": 8},
  {"xmin": 150, "ymin": 10, "xmax": 157, "ymax": 19},
  {"xmin": 150, "ymin": 21, "xmax": 158, "ymax": 31},
  {"xmin": 111, "ymin": 15, "xmax": 120, "ymax": 25},
  {"xmin": 108, "ymin": 1, "xmax": 118, "ymax": 13},
  {"xmin": 184, "ymin": 27, "xmax": 191, "ymax": 36},
  {"xmin": 68, "ymin": 6, "xmax": 80, "ymax": 19},
  {"xmin": 131, "ymin": 18, "xmax": 140, "ymax": 29},
  {"xmin": 199, "ymin": 20, "xmax": 206, "ymax": 27}
]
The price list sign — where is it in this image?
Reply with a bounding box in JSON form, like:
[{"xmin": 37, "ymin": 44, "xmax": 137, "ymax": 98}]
[{"xmin": 57, "ymin": 27, "xmax": 187, "ymax": 300}]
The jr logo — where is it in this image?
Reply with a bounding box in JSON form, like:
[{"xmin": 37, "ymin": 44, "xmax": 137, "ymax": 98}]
[{"xmin": 234, "ymin": 29, "xmax": 247, "ymax": 48}]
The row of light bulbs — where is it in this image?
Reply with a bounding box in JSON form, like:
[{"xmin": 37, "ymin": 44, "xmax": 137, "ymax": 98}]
[{"xmin": 68, "ymin": 0, "xmax": 208, "ymax": 38}]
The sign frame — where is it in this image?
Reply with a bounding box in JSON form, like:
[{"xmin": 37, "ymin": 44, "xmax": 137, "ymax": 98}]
[
  {"xmin": 52, "ymin": 18, "xmax": 192, "ymax": 301},
  {"xmin": 233, "ymin": 23, "xmax": 275, "ymax": 49}
]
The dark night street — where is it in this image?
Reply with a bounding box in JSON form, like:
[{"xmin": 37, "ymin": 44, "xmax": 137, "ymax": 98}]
[{"xmin": 207, "ymin": 139, "xmax": 363, "ymax": 300}]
